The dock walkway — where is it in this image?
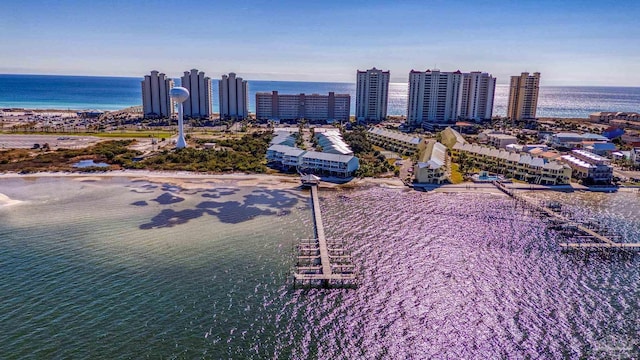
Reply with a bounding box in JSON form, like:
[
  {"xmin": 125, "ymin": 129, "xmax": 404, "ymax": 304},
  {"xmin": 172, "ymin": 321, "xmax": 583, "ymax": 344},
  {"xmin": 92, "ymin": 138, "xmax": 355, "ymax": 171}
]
[
  {"xmin": 492, "ymin": 181, "xmax": 640, "ymax": 251},
  {"xmin": 294, "ymin": 184, "xmax": 356, "ymax": 287}
]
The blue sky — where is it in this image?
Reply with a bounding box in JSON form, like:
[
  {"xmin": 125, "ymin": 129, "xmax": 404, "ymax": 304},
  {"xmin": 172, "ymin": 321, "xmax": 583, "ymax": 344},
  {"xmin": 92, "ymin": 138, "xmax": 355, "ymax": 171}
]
[{"xmin": 1, "ymin": 0, "xmax": 639, "ymax": 85}]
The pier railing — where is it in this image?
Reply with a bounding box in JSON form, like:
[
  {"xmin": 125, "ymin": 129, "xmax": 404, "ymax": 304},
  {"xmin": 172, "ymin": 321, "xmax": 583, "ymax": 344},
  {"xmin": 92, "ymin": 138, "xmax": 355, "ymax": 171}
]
[
  {"xmin": 492, "ymin": 181, "xmax": 640, "ymax": 252},
  {"xmin": 293, "ymin": 184, "xmax": 357, "ymax": 288}
]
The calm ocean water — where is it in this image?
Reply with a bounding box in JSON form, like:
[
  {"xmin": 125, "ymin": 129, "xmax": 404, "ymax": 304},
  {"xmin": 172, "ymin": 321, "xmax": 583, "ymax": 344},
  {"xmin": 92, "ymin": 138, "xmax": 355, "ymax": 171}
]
[
  {"xmin": 1, "ymin": 177, "xmax": 639, "ymax": 358},
  {"xmin": 0, "ymin": 74, "xmax": 639, "ymax": 118}
]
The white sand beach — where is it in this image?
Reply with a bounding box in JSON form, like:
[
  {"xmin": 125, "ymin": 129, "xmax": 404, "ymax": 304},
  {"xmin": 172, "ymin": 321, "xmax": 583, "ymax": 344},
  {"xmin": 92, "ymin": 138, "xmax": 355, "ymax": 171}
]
[{"xmin": 0, "ymin": 192, "xmax": 23, "ymax": 207}]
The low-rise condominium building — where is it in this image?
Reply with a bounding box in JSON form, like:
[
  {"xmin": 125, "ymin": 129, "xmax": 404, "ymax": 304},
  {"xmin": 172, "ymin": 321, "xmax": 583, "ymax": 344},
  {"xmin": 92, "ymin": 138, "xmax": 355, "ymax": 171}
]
[
  {"xmin": 559, "ymin": 149, "xmax": 613, "ymax": 184},
  {"xmin": 414, "ymin": 140, "xmax": 448, "ymax": 184},
  {"xmin": 256, "ymin": 91, "xmax": 350, "ymax": 123},
  {"xmin": 266, "ymin": 129, "xmax": 359, "ymax": 177},
  {"xmin": 589, "ymin": 111, "xmax": 640, "ymax": 123},
  {"xmin": 452, "ymin": 143, "xmax": 572, "ymax": 185},
  {"xmin": 486, "ymin": 133, "xmax": 519, "ymax": 149},
  {"xmin": 314, "ymin": 130, "xmax": 353, "ymax": 155},
  {"xmin": 366, "ymin": 127, "xmax": 425, "ymax": 155}
]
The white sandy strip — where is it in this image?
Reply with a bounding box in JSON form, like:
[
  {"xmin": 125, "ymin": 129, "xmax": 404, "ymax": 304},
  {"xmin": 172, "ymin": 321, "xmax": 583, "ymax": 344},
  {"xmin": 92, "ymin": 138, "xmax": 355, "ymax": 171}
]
[
  {"xmin": 0, "ymin": 193, "xmax": 23, "ymax": 207},
  {"xmin": 0, "ymin": 170, "xmax": 410, "ymax": 191},
  {"xmin": 0, "ymin": 170, "xmax": 542, "ymax": 194}
]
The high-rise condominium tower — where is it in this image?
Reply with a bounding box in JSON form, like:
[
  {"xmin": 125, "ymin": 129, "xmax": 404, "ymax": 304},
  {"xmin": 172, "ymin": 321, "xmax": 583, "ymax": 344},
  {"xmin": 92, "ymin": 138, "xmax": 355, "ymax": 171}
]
[
  {"xmin": 460, "ymin": 72, "xmax": 496, "ymax": 122},
  {"xmin": 507, "ymin": 72, "xmax": 540, "ymax": 121},
  {"xmin": 407, "ymin": 69, "xmax": 497, "ymax": 127},
  {"xmin": 219, "ymin": 73, "xmax": 249, "ymax": 120},
  {"xmin": 180, "ymin": 69, "xmax": 212, "ymax": 118},
  {"xmin": 407, "ymin": 70, "xmax": 464, "ymax": 126},
  {"xmin": 141, "ymin": 71, "xmax": 174, "ymax": 118},
  {"xmin": 356, "ymin": 67, "xmax": 390, "ymax": 123}
]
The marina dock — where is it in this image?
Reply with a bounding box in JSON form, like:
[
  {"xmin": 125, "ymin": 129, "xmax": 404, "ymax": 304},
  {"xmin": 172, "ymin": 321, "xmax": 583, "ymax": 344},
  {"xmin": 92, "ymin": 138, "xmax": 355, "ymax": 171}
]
[
  {"xmin": 294, "ymin": 184, "xmax": 356, "ymax": 287},
  {"xmin": 492, "ymin": 181, "xmax": 640, "ymax": 252}
]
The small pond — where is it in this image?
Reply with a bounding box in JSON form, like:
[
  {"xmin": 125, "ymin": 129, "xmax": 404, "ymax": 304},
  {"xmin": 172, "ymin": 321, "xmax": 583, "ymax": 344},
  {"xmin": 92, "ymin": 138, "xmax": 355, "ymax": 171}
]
[{"xmin": 73, "ymin": 160, "xmax": 110, "ymax": 168}]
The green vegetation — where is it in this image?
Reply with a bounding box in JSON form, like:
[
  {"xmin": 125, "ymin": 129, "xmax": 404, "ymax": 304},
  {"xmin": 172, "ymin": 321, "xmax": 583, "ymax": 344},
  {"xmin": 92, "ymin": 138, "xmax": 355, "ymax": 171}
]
[
  {"xmin": 139, "ymin": 132, "xmax": 273, "ymax": 173},
  {"xmin": 0, "ymin": 131, "xmax": 274, "ymax": 174},
  {"xmin": 343, "ymin": 127, "xmax": 395, "ymax": 177},
  {"xmin": 449, "ymin": 163, "xmax": 464, "ymax": 184},
  {"xmin": 0, "ymin": 140, "xmax": 140, "ymax": 173}
]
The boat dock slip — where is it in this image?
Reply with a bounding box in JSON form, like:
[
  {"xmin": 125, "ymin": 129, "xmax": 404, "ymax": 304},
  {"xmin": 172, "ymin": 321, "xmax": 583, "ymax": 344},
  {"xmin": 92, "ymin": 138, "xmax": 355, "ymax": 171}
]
[
  {"xmin": 492, "ymin": 181, "xmax": 640, "ymax": 252},
  {"xmin": 294, "ymin": 184, "xmax": 356, "ymax": 288}
]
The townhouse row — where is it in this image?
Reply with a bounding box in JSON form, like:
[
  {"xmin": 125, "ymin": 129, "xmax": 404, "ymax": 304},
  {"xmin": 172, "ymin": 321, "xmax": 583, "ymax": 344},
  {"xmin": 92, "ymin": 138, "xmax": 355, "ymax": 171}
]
[{"xmin": 452, "ymin": 143, "xmax": 572, "ymax": 185}]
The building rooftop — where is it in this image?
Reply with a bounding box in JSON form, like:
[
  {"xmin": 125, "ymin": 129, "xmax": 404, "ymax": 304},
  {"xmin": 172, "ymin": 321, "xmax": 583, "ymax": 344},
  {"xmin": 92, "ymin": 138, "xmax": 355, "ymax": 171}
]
[
  {"xmin": 267, "ymin": 144, "xmax": 306, "ymax": 157},
  {"xmin": 561, "ymin": 155, "xmax": 594, "ymax": 169},
  {"xmin": 302, "ymin": 151, "xmax": 356, "ymax": 163},
  {"xmin": 368, "ymin": 127, "xmax": 422, "ymax": 145},
  {"xmin": 316, "ymin": 131, "xmax": 353, "ymax": 155},
  {"xmin": 417, "ymin": 141, "xmax": 446, "ymax": 169},
  {"xmin": 572, "ymin": 149, "xmax": 607, "ymax": 162}
]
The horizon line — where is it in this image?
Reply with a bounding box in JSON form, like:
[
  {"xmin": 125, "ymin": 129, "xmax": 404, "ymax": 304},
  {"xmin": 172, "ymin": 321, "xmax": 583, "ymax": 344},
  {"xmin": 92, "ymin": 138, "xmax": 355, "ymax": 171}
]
[{"xmin": 1, "ymin": 72, "xmax": 639, "ymax": 88}]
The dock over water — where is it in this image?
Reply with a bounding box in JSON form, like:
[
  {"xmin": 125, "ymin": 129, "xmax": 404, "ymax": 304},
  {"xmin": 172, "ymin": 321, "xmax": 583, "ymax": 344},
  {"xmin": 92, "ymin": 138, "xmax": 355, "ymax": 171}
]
[
  {"xmin": 294, "ymin": 184, "xmax": 356, "ymax": 287},
  {"xmin": 492, "ymin": 181, "xmax": 640, "ymax": 252}
]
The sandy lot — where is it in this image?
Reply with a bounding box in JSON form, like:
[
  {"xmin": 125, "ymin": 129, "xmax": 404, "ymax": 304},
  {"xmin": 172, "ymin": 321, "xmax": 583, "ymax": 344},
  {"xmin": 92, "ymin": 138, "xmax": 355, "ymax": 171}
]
[{"xmin": 0, "ymin": 134, "xmax": 103, "ymax": 150}]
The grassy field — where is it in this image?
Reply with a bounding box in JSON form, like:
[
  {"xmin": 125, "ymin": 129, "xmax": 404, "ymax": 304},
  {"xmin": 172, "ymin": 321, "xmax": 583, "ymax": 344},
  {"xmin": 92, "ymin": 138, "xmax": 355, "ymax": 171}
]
[
  {"xmin": 449, "ymin": 163, "xmax": 464, "ymax": 184},
  {"xmin": 92, "ymin": 131, "xmax": 173, "ymax": 138}
]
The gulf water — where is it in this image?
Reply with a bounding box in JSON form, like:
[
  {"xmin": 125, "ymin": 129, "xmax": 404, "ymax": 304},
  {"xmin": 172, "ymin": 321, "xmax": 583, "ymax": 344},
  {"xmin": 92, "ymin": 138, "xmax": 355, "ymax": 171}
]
[
  {"xmin": 1, "ymin": 74, "xmax": 639, "ymax": 118},
  {"xmin": 1, "ymin": 177, "xmax": 639, "ymax": 358}
]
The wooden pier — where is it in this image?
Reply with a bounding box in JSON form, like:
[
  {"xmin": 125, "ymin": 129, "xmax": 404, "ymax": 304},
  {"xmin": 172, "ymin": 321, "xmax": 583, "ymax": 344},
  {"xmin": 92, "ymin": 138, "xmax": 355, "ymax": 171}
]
[
  {"xmin": 492, "ymin": 181, "xmax": 640, "ymax": 252},
  {"xmin": 293, "ymin": 184, "xmax": 356, "ymax": 288}
]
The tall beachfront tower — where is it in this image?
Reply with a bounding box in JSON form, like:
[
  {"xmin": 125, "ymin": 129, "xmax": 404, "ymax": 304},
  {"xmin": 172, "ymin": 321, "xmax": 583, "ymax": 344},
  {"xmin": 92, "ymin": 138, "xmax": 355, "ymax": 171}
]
[
  {"xmin": 507, "ymin": 72, "xmax": 540, "ymax": 121},
  {"xmin": 459, "ymin": 71, "xmax": 496, "ymax": 122},
  {"xmin": 219, "ymin": 73, "xmax": 249, "ymax": 120},
  {"xmin": 407, "ymin": 69, "xmax": 464, "ymax": 127},
  {"xmin": 356, "ymin": 67, "xmax": 390, "ymax": 123},
  {"xmin": 141, "ymin": 71, "xmax": 174, "ymax": 118},
  {"xmin": 180, "ymin": 69, "xmax": 212, "ymax": 119}
]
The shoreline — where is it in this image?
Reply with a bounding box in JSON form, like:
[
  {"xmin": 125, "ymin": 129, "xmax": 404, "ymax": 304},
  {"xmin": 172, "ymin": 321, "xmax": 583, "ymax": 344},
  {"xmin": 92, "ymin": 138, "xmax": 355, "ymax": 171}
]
[
  {"xmin": 2, "ymin": 107, "xmax": 600, "ymax": 121},
  {"xmin": 0, "ymin": 170, "xmax": 407, "ymax": 191},
  {"xmin": 0, "ymin": 169, "xmax": 622, "ymax": 194}
]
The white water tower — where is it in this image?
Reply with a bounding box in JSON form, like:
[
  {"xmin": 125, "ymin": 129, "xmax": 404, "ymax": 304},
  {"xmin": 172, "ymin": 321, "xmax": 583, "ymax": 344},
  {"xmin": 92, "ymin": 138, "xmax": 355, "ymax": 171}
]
[{"xmin": 170, "ymin": 87, "xmax": 189, "ymax": 149}]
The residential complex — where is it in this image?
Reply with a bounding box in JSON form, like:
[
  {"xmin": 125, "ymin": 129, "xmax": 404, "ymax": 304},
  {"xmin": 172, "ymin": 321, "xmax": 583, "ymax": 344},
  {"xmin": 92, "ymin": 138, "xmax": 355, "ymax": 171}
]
[
  {"xmin": 141, "ymin": 71, "xmax": 174, "ymax": 118},
  {"xmin": 314, "ymin": 129, "xmax": 354, "ymax": 155},
  {"xmin": 507, "ymin": 72, "xmax": 540, "ymax": 121},
  {"xmin": 459, "ymin": 72, "xmax": 496, "ymax": 122},
  {"xmin": 407, "ymin": 70, "xmax": 464, "ymax": 126},
  {"xmin": 266, "ymin": 130, "xmax": 359, "ymax": 177},
  {"xmin": 366, "ymin": 127, "xmax": 425, "ymax": 155},
  {"xmin": 180, "ymin": 69, "xmax": 212, "ymax": 118},
  {"xmin": 632, "ymin": 148, "xmax": 640, "ymax": 167},
  {"xmin": 219, "ymin": 73, "xmax": 249, "ymax": 120},
  {"xmin": 478, "ymin": 133, "xmax": 518, "ymax": 149},
  {"xmin": 407, "ymin": 70, "xmax": 496, "ymax": 128},
  {"xmin": 356, "ymin": 68, "xmax": 390, "ymax": 123},
  {"xmin": 550, "ymin": 132, "xmax": 609, "ymax": 149},
  {"xmin": 590, "ymin": 111, "xmax": 640, "ymax": 123},
  {"xmin": 559, "ymin": 149, "xmax": 613, "ymax": 184},
  {"xmin": 414, "ymin": 140, "xmax": 448, "ymax": 184},
  {"xmin": 256, "ymin": 91, "xmax": 350, "ymax": 123},
  {"xmin": 452, "ymin": 142, "xmax": 572, "ymax": 185}
]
